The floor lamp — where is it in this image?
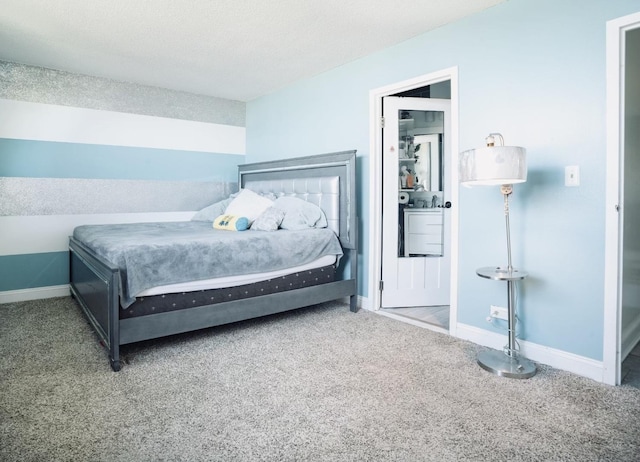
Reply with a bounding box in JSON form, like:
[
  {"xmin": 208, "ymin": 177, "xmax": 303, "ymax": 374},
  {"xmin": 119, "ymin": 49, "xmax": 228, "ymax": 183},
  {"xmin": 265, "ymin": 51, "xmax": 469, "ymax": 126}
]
[{"xmin": 459, "ymin": 133, "xmax": 536, "ymax": 379}]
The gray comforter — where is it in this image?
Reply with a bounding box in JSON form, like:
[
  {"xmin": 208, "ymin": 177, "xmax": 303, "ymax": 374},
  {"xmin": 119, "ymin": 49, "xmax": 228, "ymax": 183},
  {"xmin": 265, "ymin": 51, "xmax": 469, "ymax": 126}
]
[{"xmin": 73, "ymin": 221, "xmax": 343, "ymax": 308}]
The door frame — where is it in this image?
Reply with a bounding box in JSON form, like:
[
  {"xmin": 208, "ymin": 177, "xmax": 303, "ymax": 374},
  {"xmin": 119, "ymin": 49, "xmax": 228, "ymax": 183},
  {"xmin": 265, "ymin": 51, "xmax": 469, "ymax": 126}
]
[
  {"xmin": 604, "ymin": 11, "xmax": 640, "ymax": 386},
  {"xmin": 368, "ymin": 67, "xmax": 459, "ymax": 336}
]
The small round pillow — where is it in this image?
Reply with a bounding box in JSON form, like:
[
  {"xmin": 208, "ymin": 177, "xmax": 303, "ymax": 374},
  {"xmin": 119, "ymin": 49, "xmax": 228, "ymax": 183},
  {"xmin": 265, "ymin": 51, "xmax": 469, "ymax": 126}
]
[{"xmin": 213, "ymin": 214, "xmax": 249, "ymax": 231}]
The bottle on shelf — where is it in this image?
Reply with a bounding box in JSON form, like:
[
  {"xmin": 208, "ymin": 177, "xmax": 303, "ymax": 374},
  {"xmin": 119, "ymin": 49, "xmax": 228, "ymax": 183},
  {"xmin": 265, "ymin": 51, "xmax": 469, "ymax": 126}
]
[{"xmin": 400, "ymin": 165, "xmax": 415, "ymax": 190}]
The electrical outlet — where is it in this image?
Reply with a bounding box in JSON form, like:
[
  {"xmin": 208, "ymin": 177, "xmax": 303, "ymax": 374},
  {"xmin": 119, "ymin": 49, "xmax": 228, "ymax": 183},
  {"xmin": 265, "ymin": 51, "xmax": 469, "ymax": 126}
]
[{"xmin": 490, "ymin": 305, "xmax": 508, "ymax": 320}]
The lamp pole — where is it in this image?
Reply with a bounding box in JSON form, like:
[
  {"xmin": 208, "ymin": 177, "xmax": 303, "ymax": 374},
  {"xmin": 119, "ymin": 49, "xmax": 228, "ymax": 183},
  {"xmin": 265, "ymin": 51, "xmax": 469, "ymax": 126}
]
[
  {"xmin": 501, "ymin": 184, "xmax": 514, "ymax": 273},
  {"xmin": 475, "ymin": 184, "xmax": 535, "ymax": 378}
]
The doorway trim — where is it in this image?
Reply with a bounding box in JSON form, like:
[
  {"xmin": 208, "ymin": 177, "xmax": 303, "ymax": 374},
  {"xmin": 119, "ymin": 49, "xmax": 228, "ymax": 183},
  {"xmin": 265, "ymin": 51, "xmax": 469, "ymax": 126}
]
[
  {"xmin": 604, "ymin": 11, "xmax": 640, "ymax": 386},
  {"xmin": 367, "ymin": 67, "xmax": 459, "ymax": 336}
]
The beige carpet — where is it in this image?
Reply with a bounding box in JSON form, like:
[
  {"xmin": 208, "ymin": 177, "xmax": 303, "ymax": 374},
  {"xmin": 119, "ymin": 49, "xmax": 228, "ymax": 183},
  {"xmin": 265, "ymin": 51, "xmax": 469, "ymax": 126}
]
[{"xmin": 1, "ymin": 297, "xmax": 639, "ymax": 461}]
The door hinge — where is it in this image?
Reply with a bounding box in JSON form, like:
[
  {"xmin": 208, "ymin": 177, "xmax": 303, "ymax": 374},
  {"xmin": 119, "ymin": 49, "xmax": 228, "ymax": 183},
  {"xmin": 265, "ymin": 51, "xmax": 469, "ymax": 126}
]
[
  {"xmin": 380, "ymin": 116, "xmax": 385, "ymax": 128},
  {"xmin": 379, "ymin": 280, "xmax": 384, "ymax": 291}
]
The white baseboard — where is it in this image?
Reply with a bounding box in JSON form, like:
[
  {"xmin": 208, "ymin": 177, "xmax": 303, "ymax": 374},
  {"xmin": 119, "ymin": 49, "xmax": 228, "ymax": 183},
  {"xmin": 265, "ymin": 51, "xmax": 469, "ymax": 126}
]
[
  {"xmin": 0, "ymin": 285, "xmax": 70, "ymax": 304},
  {"xmin": 455, "ymin": 323, "xmax": 605, "ymax": 383}
]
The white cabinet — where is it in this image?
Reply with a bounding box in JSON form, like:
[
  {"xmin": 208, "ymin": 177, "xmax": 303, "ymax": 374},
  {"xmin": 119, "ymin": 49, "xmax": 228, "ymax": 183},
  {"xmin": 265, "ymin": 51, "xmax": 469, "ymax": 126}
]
[{"xmin": 403, "ymin": 209, "xmax": 443, "ymax": 257}]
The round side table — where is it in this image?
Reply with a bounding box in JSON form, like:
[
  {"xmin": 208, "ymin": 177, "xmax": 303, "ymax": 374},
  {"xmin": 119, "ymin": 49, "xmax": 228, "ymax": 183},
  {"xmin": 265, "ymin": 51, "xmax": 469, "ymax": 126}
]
[{"xmin": 476, "ymin": 266, "xmax": 536, "ymax": 379}]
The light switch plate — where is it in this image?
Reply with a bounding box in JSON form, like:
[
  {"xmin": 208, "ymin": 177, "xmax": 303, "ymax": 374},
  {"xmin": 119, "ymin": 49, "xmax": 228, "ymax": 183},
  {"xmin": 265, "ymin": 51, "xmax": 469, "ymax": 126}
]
[{"xmin": 565, "ymin": 165, "xmax": 580, "ymax": 186}]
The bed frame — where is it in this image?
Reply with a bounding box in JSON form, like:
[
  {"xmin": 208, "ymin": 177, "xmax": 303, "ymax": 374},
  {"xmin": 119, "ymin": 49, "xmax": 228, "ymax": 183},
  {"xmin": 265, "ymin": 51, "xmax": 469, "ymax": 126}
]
[{"xmin": 69, "ymin": 151, "xmax": 358, "ymax": 371}]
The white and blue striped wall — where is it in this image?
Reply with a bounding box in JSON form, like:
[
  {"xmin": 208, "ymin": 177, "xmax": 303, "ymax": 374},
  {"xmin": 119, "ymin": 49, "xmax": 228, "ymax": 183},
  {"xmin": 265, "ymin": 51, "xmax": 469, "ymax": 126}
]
[{"xmin": 1, "ymin": 73, "xmax": 246, "ymax": 302}]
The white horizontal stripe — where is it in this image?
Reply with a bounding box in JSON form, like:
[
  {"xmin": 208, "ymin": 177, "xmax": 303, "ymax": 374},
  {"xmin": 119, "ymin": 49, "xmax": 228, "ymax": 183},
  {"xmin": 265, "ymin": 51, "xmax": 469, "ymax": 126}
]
[
  {"xmin": 0, "ymin": 285, "xmax": 70, "ymax": 305},
  {"xmin": 0, "ymin": 99, "xmax": 245, "ymax": 154},
  {"xmin": 0, "ymin": 212, "xmax": 196, "ymax": 256}
]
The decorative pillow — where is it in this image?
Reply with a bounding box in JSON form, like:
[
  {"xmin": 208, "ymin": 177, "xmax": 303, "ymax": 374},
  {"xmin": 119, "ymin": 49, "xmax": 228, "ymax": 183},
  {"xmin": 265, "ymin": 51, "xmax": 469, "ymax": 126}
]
[
  {"xmin": 260, "ymin": 191, "xmax": 279, "ymax": 201},
  {"xmin": 224, "ymin": 188, "xmax": 274, "ymax": 224},
  {"xmin": 273, "ymin": 196, "xmax": 328, "ymax": 230},
  {"xmin": 191, "ymin": 197, "xmax": 234, "ymax": 222},
  {"xmin": 250, "ymin": 206, "xmax": 286, "ymax": 231},
  {"xmin": 213, "ymin": 214, "xmax": 249, "ymax": 231}
]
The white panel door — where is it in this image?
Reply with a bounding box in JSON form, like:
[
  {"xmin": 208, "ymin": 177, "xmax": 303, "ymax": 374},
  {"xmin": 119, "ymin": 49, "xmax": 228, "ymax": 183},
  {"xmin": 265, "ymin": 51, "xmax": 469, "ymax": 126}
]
[{"xmin": 381, "ymin": 97, "xmax": 451, "ymax": 308}]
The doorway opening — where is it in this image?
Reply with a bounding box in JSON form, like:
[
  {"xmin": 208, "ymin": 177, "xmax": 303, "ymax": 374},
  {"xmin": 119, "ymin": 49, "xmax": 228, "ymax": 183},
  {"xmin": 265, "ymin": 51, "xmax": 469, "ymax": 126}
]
[
  {"xmin": 368, "ymin": 68, "xmax": 459, "ymax": 336},
  {"xmin": 604, "ymin": 12, "xmax": 640, "ymax": 386}
]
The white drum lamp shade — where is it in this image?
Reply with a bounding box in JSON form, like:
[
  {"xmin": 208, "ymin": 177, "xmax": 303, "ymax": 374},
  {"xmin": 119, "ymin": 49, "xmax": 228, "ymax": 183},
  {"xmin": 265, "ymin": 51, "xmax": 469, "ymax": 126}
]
[{"xmin": 459, "ymin": 146, "xmax": 527, "ymax": 186}]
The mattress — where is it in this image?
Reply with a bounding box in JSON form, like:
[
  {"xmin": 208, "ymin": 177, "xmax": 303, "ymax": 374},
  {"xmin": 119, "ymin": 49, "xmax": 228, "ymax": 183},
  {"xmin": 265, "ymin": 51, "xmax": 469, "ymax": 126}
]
[
  {"xmin": 137, "ymin": 254, "xmax": 336, "ymax": 296},
  {"xmin": 121, "ymin": 264, "xmax": 337, "ymax": 319}
]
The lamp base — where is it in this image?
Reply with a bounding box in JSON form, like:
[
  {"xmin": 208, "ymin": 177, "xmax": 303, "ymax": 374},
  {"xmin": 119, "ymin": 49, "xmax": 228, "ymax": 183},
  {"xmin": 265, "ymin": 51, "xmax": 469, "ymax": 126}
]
[{"xmin": 477, "ymin": 349, "xmax": 536, "ymax": 379}]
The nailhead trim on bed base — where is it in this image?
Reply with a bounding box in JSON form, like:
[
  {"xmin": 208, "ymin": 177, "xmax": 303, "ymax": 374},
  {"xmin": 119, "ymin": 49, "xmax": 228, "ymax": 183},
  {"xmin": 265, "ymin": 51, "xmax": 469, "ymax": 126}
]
[{"xmin": 120, "ymin": 265, "xmax": 336, "ymax": 319}]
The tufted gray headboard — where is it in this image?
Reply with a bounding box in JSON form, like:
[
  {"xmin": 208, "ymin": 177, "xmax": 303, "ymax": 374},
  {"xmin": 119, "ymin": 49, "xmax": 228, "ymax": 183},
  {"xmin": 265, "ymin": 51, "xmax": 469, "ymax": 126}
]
[
  {"xmin": 238, "ymin": 150, "xmax": 357, "ymax": 250},
  {"xmin": 243, "ymin": 176, "xmax": 340, "ymax": 235}
]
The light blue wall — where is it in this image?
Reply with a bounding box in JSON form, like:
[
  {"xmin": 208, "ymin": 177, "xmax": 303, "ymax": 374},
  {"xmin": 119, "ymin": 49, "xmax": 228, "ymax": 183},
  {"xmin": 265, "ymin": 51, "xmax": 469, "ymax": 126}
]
[
  {"xmin": 246, "ymin": 0, "xmax": 640, "ymax": 361},
  {"xmin": 0, "ymin": 139, "xmax": 239, "ymax": 181}
]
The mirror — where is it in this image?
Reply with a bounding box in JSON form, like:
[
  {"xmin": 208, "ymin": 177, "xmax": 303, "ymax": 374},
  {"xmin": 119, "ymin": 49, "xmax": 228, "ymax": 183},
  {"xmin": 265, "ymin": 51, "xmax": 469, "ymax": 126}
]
[{"xmin": 397, "ymin": 109, "xmax": 445, "ymax": 257}]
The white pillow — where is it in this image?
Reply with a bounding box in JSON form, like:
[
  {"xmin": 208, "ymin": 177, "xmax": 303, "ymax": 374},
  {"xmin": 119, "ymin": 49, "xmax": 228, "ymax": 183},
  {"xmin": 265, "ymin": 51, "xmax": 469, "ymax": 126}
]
[
  {"xmin": 191, "ymin": 197, "xmax": 234, "ymax": 222},
  {"xmin": 224, "ymin": 189, "xmax": 274, "ymax": 224}
]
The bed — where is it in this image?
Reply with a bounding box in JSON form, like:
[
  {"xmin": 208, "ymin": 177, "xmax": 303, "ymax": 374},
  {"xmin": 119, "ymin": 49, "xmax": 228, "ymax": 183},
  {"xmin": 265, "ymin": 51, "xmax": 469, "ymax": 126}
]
[{"xmin": 69, "ymin": 150, "xmax": 358, "ymax": 371}]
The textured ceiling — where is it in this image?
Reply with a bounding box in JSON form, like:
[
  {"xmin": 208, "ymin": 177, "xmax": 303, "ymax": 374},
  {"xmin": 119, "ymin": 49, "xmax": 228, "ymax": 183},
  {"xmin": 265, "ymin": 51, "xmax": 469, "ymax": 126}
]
[{"xmin": 0, "ymin": 0, "xmax": 504, "ymax": 102}]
